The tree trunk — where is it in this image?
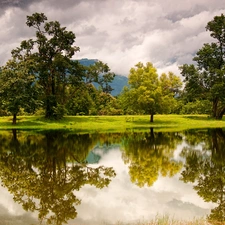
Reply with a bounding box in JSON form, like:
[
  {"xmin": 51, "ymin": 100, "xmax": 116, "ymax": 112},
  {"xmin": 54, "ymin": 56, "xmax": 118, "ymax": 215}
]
[
  {"xmin": 217, "ymin": 107, "xmax": 225, "ymax": 120},
  {"xmin": 150, "ymin": 114, "xmax": 154, "ymax": 122},
  {"xmin": 212, "ymin": 98, "xmax": 218, "ymax": 118},
  {"xmin": 12, "ymin": 113, "xmax": 17, "ymax": 125},
  {"xmin": 45, "ymin": 95, "xmax": 57, "ymax": 119}
]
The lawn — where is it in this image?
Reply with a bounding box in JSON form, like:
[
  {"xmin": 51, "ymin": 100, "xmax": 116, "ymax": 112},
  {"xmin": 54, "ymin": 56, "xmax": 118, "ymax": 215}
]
[{"xmin": 0, "ymin": 114, "xmax": 225, "ymax": 132}]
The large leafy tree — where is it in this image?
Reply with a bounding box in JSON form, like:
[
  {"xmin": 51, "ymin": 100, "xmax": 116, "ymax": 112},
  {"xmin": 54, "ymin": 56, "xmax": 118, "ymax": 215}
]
[
  {"xmin": 11, "ymin": 12, "xmax": 83, "ymax": 119},
  {"xmin": 180, "ymin": 14, "xmax": 225, "ymax": 119},
  {"xmin": 120, "ymin": 62, "xmax": 182, "ymax": 122}
]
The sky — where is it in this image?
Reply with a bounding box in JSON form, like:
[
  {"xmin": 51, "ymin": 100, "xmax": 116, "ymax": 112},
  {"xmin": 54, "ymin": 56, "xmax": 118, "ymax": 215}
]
[{"xmin": 0, "ymin": 0, "xmax": 225, "ymax": 76}]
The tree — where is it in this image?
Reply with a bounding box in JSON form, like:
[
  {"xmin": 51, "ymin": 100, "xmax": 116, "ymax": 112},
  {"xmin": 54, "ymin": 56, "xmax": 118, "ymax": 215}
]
[
  {"xmin": 11, "ymin": 12, "xmax": 82, "ymax": 119},
  {"xmin": 0, "ymin": 59, "xmax": 41, "ymax": 124},
  {"xmin": 85, "ymin": 60, "xmax": 115, "ymax": 94},
  {"xmin": 180, "ymin": 14, "xmax": 225, "ymax": 119},
  {"xmin": 120, "ymin": 62, "xmax": 182, "ymax": 122}
]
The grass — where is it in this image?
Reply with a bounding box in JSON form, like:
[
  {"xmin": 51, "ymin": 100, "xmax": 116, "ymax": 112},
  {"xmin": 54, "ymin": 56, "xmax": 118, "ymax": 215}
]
[
  {"xmin": 113, "ymin": 215, "xmax": 224, "ymax": 225},
  {"xmin": 112, "ymin": 216, "xmax": 217, "ymax": 225},
  {"xmin": 0, "ymin": 114, "xmax": 225, "ymax": 132}
]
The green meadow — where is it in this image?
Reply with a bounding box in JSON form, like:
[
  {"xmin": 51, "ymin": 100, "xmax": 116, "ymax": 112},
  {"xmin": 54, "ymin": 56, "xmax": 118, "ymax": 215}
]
[{"xmin": 0, "ymin": 114, "xmax": 225, "ymax": 132}]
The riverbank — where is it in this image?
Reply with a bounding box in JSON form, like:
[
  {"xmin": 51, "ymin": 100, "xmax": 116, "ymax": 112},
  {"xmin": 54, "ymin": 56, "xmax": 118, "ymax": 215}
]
[{"xmin": 0, "ymin": 114, "xmax": 225, "ymax": 132}]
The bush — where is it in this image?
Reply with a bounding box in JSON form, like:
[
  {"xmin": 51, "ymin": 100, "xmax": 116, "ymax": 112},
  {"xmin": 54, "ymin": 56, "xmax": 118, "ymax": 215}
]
[{"xmin": 181, "ymin": 100, "xmax": 211, "ymax": 114}]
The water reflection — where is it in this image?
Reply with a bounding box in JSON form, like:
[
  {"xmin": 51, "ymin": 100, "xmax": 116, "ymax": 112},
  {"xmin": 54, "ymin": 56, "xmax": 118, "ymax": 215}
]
[
  {"xmin": 0, "ymin": 129, "xmax": 224, "ymax": 224},
  {"xmin": 0, "ymin": 130, "xmax": 116, "ymax": 225},
  {"xmin": 122, "ymin": 129, "xmax": 183, "ymax": 187},
  {"xmin": 180, "ymin": 128, "xmax": 225, "ymax": 223}
]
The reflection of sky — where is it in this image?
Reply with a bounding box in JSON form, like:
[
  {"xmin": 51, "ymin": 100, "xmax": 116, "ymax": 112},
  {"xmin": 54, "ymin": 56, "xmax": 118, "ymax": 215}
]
[
  {"xmin": 72, "ymin": 146, "xmax": 216, "ymax": 225},
  {"xmin": 0, "ymin": 144, "xmax": 216, "ymax": 225},
  {"xmin": 0, "ymin": 184, "xmax": 38, "ymax": 224}
]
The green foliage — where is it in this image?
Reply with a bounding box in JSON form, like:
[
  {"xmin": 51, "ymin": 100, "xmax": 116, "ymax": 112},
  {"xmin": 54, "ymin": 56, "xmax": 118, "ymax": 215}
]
[
  {"xmin": 119, "ymin": 62, "xmax": 182, "ymax": 122},
  {"xmin": 84, "ymin": 60, "xmax": 115, "ymax": 94},
  {"xmin": 180, "ymin": 100, "xmax": 212, "ymax": 114},
  {"xmin": 66, "ymin": 85, "xmax": 95, "ymax": 115},
  {"xmin": 0, "ymin": 59, "xmax": 42, "ymax": 124},
  {"xmin": 181, "ymin": 14, "xmax": 225, "ymax": 119},
  {"xmin": 0, "ymin": 13, "xmax": 119, "ymax": 119},
  {"xmin": 10, "ymin": 13, "xmax": 83, "ymax": 119}
]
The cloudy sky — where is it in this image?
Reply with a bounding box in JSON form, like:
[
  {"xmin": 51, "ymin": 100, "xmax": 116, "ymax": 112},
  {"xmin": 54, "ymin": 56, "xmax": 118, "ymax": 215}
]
[{"xmin": 0, "ymin": 0, "xmax": 224, "ymax": 76}]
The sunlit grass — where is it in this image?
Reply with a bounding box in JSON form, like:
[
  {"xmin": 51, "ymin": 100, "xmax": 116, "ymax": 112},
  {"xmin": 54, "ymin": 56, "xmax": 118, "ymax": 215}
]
[{"xmin": 0, "ymin": 114, "xmax": 225, "ymax": 132}]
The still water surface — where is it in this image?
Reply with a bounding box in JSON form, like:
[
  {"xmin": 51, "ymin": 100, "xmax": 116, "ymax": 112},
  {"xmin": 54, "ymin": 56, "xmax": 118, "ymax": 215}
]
[{"xmin": 0, "ymin": 129, "xmax": 224, "ymax": 225}]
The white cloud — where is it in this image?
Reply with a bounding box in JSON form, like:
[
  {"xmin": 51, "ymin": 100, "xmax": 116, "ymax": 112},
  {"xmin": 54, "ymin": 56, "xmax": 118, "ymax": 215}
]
[{"xmin": 0, "ymin": 0, "xmax": 224, "ymax": 76}]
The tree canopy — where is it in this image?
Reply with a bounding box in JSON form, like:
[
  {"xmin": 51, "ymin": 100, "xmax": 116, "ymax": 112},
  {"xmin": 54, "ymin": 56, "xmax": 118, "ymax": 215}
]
[
  {"xmin": 119, "ymin": 62, "xmax": 182, "ymax": 122},
  {"xmin": 180, "ymin": 14, "xmax": 225, "ymax": 119},
  {"xmin": 0, "ymin": 12, "xmax": 118, "ymax": 120},
  {"xmin": 0, "ymin": 58, "xmax": 41, "ymax": 124}
]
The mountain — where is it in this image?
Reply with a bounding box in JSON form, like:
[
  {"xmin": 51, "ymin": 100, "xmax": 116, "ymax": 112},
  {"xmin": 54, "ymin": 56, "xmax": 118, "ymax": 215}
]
[
  {"xmin": 77, "ymin": 58, "xmax": 128, "ymax": 96},
  {"xmin": 78, "ymin": 58, "xmax": 98, "ymax": 66},
  {"xmin": 110, "ymin": 74, "xmax": 128, "ymax": 96}
]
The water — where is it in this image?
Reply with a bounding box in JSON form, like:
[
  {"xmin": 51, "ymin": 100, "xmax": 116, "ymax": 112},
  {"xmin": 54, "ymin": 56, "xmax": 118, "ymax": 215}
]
[{"xmin": 0, "ymin": 128, "xmax": 224, "ymax": 225}]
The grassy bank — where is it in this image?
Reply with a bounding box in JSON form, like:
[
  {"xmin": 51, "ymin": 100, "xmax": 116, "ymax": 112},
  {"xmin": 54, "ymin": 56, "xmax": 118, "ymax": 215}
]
[{"xmin": 0, "ymin": 114, "xmax": 225, "ymax": 132}]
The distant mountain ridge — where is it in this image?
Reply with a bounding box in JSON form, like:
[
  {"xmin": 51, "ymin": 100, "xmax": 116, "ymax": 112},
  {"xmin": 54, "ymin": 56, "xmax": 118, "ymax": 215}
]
[{"xmin": 77, "ymin": 58, "xmax": 128, "ymax": 96}]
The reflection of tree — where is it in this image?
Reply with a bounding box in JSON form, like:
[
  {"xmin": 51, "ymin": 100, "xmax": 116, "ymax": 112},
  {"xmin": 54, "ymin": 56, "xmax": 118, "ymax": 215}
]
[
  {"xmin": 122, "ymin": 129, "xmax": 183, "ymax": 187},
  {"xmin": 180, "ymin": 129, "xmax": 225, "ymax": 224},
  {"xmin": 0, "ymin": 130, "xmax": 116, "ymax": 225}
]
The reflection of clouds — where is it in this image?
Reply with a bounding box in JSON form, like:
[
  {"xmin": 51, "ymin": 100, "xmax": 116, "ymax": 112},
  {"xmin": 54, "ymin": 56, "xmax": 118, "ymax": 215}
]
[
  {"xmin": 0, "ymin": 184, "xmax": 37, "ymax": 224},
  {"xmin": 0, "ymin": 146, "xmax": 216, "ymax": 225},
  {"xmin": 72, "ymin": 147, "xmax": 215, "ymax": 225},
  {"xmin": 0, "ymin": 184, "xmax": 24, "ymax": 215}
]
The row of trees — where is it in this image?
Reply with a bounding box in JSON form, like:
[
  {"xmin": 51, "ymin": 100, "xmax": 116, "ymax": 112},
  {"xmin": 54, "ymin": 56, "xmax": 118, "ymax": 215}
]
[
  {"xmin": 180, "ymin": 14, "xmax": 225, "ymax": 119},
  {"xmin": 0, "ymin": 13, "xmax": 225, "ymax": 123},
  {"xmin": 0, "ymin": 13, "xmax": 116, "ymax": 123}
]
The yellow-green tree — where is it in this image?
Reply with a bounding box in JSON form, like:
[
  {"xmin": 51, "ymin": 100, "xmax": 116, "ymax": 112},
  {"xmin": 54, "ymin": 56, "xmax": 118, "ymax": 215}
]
[{"xmin": 119, "ymin": 62, "xmax": 182, "ymax": 122}]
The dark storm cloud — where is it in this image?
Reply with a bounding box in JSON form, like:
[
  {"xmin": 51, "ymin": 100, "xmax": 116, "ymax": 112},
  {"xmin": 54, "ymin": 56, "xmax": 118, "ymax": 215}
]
[{"xmin": 0, "ymin": 0, "xmax": 40, "ymax": 9}]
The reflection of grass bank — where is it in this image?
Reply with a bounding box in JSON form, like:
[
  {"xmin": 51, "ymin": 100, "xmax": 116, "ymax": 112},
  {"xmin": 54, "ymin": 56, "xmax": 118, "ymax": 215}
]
[{"xmin": 0, "ymin": 114, "xmax": 225, "ymax": 132}]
